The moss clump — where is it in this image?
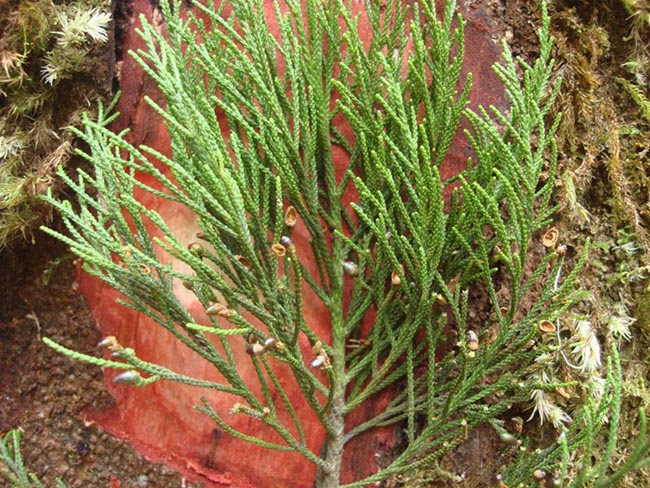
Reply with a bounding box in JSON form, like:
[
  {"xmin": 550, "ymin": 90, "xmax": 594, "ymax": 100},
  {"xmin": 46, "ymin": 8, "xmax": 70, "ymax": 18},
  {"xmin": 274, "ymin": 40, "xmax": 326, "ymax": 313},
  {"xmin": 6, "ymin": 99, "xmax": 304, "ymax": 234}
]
[
  {"xmin": 0, "ymin": 0, "xmax": 111, "ymax": 248},
  {"xmin": 540, "ymin": 1, "xmax": 650, "ymax": 486}
]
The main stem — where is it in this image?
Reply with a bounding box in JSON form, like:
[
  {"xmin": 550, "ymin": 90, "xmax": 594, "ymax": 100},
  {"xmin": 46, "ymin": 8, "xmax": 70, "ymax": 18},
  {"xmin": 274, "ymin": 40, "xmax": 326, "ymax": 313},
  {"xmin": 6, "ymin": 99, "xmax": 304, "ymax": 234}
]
[
  {"xmin": 317, "ymin": 204, "xmax": 347, "ymax": 487},
  {"xmin": 317, "ymin": 394, "xmax": 346, "ymax": 488},
  {"xmin": 317, "ymin": 279, "xmax": 347, "ymax": 486}
]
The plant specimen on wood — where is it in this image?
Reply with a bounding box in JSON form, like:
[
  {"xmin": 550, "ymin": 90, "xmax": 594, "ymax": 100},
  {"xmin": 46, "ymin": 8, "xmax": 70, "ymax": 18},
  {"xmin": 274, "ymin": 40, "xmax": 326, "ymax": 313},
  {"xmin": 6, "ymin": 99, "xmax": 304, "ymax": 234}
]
[{"xmin": 40, "ymin": 0, "xmax": 649, "ymax": 485}]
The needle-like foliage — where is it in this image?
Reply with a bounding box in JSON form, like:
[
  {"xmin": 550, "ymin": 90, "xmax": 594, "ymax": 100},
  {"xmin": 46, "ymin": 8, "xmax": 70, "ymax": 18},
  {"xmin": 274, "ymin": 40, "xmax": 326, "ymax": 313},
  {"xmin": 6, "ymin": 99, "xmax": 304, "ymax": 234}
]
[
  {"xmin": 0, "ymin": 429, "xmax": 66, "ymax": 488},
  {"xmin": 40, "ymin": 0, "xmax": 609, "ymax": 485}
]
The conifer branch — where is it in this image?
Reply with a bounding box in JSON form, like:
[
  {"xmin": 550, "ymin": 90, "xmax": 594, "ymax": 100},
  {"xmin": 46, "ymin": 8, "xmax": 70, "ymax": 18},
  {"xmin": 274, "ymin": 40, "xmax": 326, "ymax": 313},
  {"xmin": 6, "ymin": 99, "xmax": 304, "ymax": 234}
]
[{"xmin": 38, "ymin": 0, "xmax": 640, "ymax": 485}]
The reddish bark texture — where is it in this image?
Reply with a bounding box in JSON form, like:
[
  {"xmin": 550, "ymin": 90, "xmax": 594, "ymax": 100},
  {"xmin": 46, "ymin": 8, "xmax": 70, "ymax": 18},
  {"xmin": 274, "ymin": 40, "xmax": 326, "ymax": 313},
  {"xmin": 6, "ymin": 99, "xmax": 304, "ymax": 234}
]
[{"xmin": 79, "ymin": 1, "xmax": 505, "ymax": 486}]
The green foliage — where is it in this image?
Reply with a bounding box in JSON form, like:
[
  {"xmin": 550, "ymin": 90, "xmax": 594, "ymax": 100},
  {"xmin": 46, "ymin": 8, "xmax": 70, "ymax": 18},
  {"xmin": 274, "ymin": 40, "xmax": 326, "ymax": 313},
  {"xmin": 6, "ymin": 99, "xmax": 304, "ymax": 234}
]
[
  {"xmin": 0, "ymin": 429, "xmax": 66, "ymax": 488},
  {"xmin": 617, "ymin": 77, "xmax": 650, "ymax": 123},
  {"xmin": 0, "ymin": 0, "xmax": 111, "ymax": 248},
  {"xmin": 39, "ymin": 0, "xmax": 646, "ymax": 485}
]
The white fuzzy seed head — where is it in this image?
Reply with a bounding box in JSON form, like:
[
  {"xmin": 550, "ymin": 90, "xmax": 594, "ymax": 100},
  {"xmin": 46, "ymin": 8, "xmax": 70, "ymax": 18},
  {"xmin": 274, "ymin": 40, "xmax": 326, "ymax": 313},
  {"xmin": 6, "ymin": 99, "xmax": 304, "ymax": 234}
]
[
  {"xmin": 608, "ymin": 303, "xmax": 635, "ymax": 341},
  {"xmin": 528, "ymin": 389, "xmax": 571, "ymax": 429},
  {"xmin": 571, "ymin": 319, "xmax": 601, "ymax": 374}
]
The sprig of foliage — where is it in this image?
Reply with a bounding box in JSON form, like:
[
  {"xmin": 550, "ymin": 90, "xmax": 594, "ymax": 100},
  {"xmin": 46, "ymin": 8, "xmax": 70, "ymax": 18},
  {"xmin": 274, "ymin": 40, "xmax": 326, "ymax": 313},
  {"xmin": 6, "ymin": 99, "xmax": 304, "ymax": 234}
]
[
  {"xmin": 617, "ymin": 77, "xmax": 650, "ymax": 123},
  {"xmin": 41, "ymin": 0, "xmax": 597, "ymax": 485},
  {"xmin": 0, "ymin": 429, "xmax": 66, "ymax": 488}
]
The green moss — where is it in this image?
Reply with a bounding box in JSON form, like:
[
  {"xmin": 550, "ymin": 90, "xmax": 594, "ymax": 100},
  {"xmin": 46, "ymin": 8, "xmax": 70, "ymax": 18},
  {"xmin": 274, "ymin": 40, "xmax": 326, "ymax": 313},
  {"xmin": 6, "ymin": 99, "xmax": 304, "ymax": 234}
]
[
  {"xmin": 540, "ymin": 1, "xmax": 650, "ymax": 485},
  {"xmin": 0, "ymin": 0, "xmax": 111, "ymax": 248},
  {"xmin": 635, "ymin": 289, "xmax": 650, "ymax": 338}
]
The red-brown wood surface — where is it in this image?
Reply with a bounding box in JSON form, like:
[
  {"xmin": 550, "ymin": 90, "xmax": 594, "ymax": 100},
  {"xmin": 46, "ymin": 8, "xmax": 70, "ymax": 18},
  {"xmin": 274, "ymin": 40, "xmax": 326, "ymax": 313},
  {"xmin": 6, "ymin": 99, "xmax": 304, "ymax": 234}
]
[{"xmin": 79, "ymin": 2, "xmax": 505, "ymax": 486}]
